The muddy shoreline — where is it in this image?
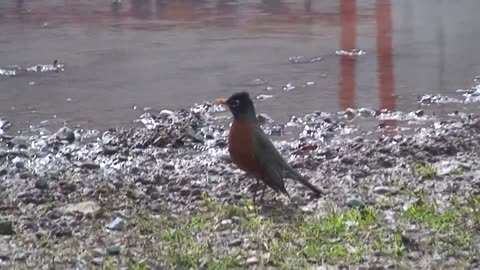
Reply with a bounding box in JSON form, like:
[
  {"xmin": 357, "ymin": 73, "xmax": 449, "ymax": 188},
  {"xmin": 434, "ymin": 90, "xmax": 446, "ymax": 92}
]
[{"xmin": 0, "ymin": 100, "xmax": 480, "ymax": 269}]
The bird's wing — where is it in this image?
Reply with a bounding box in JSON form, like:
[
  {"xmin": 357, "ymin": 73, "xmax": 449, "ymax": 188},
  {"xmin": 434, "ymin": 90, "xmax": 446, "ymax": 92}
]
[
  {"xmin": 253, "ymin": 127, "xmax": 322, "ymax": 196},
  {"xmin": 252, "ymin": 126, "xmax": 289, "ymax": 195}
]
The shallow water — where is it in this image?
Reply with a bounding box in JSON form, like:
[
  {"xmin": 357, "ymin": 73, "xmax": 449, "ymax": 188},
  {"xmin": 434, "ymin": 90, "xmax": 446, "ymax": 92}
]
[{"xmin": 1, "ymin": 0, "xmax": 480, "ymax": 132}]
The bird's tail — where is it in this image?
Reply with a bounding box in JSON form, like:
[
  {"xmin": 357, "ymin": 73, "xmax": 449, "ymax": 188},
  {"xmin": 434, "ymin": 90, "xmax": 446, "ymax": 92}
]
[{"xmin": 286, "ymin": 168, "xmax": 322, "ymax": 196}]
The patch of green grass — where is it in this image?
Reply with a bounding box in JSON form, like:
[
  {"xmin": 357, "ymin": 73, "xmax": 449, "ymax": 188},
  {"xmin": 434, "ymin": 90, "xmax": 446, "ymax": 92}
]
[
  {"xmin": 402, "ymin": 194, "xmax": 479, "ymax": 252},
  {"xmin": 413, "ymin": 162, "xmax": 437, "ymax": 178},
  {"xmin": 126, "ymin": 260, "xmax": 150, "ymax": 270},
  {"xmin": 403, "ymin": 197, "xmax": 460, "ymax": 232},
  {"xmin": 207, "ymin": 254, "xmax": 241, "ymax": 270},
  {"xmin": 117, "ymin": 192, "xmax": 480, "ymax": 269}
]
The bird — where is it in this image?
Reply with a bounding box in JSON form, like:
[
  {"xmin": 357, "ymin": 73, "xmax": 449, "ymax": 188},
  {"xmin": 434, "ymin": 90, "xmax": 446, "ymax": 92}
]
[{"xmin": 215, "ymin": 91, "xmax": 322, "ymax": 203}]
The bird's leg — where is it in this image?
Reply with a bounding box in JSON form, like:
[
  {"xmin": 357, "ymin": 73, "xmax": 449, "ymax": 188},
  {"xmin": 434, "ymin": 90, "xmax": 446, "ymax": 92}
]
[
  {"xmin": 259, "ymin": 184, "xmax": 267, "ymax": 203},
  {"xmin": 252, "ymin": 178, "xmax": 259, "ymax": 205}
]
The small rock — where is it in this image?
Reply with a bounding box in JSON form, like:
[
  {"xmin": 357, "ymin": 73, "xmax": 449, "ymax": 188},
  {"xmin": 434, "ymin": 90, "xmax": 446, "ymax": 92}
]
[
  {"xmin": 150, "ymin": 203, "xmax": 163, "ymax": 212},
  {"xmin": 373, "ymin": 186, "xmax": 395, "ymax": 195},
  {"xmin": 245, "ymin": 257, "xmax": 259, "ymax": 265},
  {"xmin": 414, "ymin": 109, "xmax": 425, "ymax": 117},
  {"xmin": 53, "ymin": 227, "xmax": 72, "ymax": 238},
  {"xmin": 270, "ymin": 125, "xmax": 284, "ymax": 136},
  {"xmin": 107, "ymin": 217, "xmax": 125, "ymax": 231},
  {"xmin": 13, "ymin": 159, "xmax": 25, "ymax": 169},
  {"xmin": 220, "ymin": 219, "xmax": 232, "ymax": 226},
  {"xmin": 377, "ymin": 157, "xmax": 394, "ymax": 168},
  {"xmin": 91, "ymin": 248, "xmax": 104, "ymax": 257},
  {"xmin": 80, "ymin": 162, "xmax": 100, "ymax": 170},
  {"xmin": 282, "ymin": 83, "xmax": 295, "ymax": 91},
  {"xmin": 228, "ymin": 239, "xmax": 243, "ymax": 247},
  {"xmin": 126, "ymin": 188, "xmax": 145, "ymax": 200},
  {"xmin": 106, "ymin": 245, "xmax": 121, "ymax": 256},
  {"xmin": 358, "ymin": 108, "xmax": 374, "ymax": 117},
  {"xmin": 256, "ymin": 94, "xmax": 273, "ymax": 100},
  {"xmin": 0, "ymin": 253, "xmax": 10, "ymax": 261},
  {"xmin": 14, "ymin": 252, "xmax": 27, "ymax": 262},
  {"xmin": 91, "ymin": 257, "xmax": 104, "ymax": 266},
  {"xmin": 231, "ymin": 216, "xmax": 241, "ymax": 224},
  {"xmin": 61, "ymin": 201, "xmax": 101, "ymax": 215},
  {"xmin": 179, "ymin": 187, "xmax": 191, "ymax": 197},
  {"xmin": 55, "ymin": 127, "xmax": 75, "ymax": 143},
  {"xmin": 159, "ymin": 110, "xmax": 175, "ymax": 118},
  {"xmin": 346, "ymin": 198, "xmax": 364, "ymax": 208},
  {"xmin": 352, "ymin": 136, "xmax": 364, "ymax": 143},
  {"xmin": 0, "ymin": 220, "xmax": 14, "ymax": 235},
  {"xmin": 82, "ymin": 187, "xmax": 93, "ymax": 196},
  {"xmin": 341, "ymin": 157, "xmax": 355, "ymax": 165},
  {"xmin": 257, "ymin": 113, "xmax": 273, "ymax": 125},
  {"xmin": 47, "ymin": 209, "xmax": 62, "ymax": 219},
  {"xmin": 35, "ymin": 178, "xmax": 49, "ymax": 190},
  {"xmin": 103, "ymin": 145, "xmax": 120, "ymax": 155}
]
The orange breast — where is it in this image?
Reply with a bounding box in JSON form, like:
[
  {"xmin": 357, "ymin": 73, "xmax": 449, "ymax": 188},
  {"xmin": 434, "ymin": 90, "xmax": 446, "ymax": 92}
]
[{"xmin": 228, "ymin": 121, "xmax": 263, "ymax": 178}]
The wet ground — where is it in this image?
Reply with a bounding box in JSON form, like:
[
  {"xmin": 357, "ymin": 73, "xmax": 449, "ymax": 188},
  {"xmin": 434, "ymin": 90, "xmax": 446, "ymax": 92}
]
[{"xmin": 1, "ymin": 0, "xmax": 480, "ymax": 132}]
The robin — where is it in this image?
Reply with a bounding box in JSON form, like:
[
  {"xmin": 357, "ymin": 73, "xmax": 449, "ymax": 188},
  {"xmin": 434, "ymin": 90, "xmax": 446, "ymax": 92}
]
[{"xmin": 215, "ymin": 91, "xmax": 322, "ymax": 203}]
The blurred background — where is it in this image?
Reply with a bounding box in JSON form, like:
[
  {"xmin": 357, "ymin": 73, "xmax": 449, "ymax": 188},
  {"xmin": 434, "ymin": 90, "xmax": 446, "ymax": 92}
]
[{"xmin": 1, "ymin": 0, "xmax": 479, "ymax": 131}]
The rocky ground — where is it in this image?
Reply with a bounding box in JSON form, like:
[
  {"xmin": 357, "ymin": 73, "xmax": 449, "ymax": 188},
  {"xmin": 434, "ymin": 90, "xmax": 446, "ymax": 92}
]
[{"xmin": 1, "ymin": 97, "xmax": 480, "ymax": 270}]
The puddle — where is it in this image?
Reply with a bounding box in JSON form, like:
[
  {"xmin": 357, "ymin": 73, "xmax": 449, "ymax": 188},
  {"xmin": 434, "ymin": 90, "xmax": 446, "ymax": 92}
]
[{"xmin": 1, "ymin": 0, "xmax": 480, "ymax": 132}]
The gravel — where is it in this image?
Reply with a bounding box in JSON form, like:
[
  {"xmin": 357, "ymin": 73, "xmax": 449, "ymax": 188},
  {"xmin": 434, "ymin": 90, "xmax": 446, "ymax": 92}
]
[{"xmin": 0, "ymin": 101, "xmax": 479, "ymax": 269}]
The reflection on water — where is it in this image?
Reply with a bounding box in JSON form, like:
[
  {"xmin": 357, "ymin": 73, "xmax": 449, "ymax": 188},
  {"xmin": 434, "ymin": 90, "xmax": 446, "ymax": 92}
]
[{"xmin": 1, "ymin": 0, "xmax": 480, "ymax": 131}]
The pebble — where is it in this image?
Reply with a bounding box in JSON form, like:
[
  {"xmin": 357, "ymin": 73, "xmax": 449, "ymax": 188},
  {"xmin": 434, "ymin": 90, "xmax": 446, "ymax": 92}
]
[
  {"xmin": 55, "ymin": 127, "xmax": 75, "ymax": 143},
  {"xmin": 106, "ymin": 245, "xmax": 121, "ymax": 256},
  {"xmin": 107, "ymin": 217, "xmax": 125, "ymax": 231},
  {"xmin": 91, "ymin": 257, "xmax": 104, "ymax": 266},
  {"xmin": 346, "ymin": 198, "xmax": 364, "ymax": 208},
  {"xmin": 220, "ymin": 219, "xmax": 232, "ymax": 225},
  {"xmin": 257, "ymin": 113, "xmax": 273, "ymax": 125},
  {"xmin": 341, "ymin": 157, "xmax": 355, "ymax": 165},
  {"xmin": 34, "ymin": 178, "xmax": 49, "ymax": 190},
  {"xmin": 256, "ymin": 94, "xmax": 273, "ymax": 100},
  {"xmin": 61, "ymin": 201, "xmax": 101, "ymax": 215},
  {"xmin": 159, "ymin": 110, "xmax": 175, "ymax": 118},
  {"xmin": 228, "ymin": 239, "xmax": 243, "ymax": 247},
  {"xmin": 80, "ymin": 162, "xmax": 100, "ymax": 170},
  {"xmin": 231, "ymin": 216, "xmax": 241, "ymax": 224},
  {"xmin": 245, "ymin": 257, "xmax": 259, "ymax": 265},
  {"xmin": 282, "ymin": 83, "xmax": 295, "ymax": 91},
  {"xmin": 0, "ymin": 220, "xmax": 14, "ymax": 235},
  {"xmin": 0, "ymin": 253, "xmax": 10, "ymax": 261},
  {"xmin": 373, "ymin": 186, "xmax": 395, "ymax": 195}
]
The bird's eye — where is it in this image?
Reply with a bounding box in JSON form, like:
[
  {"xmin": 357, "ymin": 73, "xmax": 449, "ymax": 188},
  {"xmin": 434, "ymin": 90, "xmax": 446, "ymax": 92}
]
[{"xmin": 230, "ymin": 99, "xmax": 240, "ymax": 107}]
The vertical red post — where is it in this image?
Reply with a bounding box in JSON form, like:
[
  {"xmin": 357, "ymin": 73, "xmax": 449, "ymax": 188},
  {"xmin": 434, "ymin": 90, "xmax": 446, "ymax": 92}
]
[
  {"xmin": 376, "ymin": 0, "xmax": 396, "ymax": 127},
  {"xmin": 339, "ymin": 0, "xmax": 357, "ymax": 110}
]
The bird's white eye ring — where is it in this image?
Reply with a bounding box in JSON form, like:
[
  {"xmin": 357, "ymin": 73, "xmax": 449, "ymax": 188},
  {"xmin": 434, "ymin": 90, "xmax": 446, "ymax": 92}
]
[{"xmin": 231, "ymin": 99, "xmax": 240, "ymax": 107}]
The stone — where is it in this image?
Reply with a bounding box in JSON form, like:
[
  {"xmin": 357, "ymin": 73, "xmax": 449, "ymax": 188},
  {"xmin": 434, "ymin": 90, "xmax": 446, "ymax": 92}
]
[
  {"xmin": 0, "ymin": 220, "xmax": 14, "ymax": 235},
  {"xmin": 55, "ymin": 127, "xmax": 75, "ymax": 143},
  {"xmin": 245, "ymin": 257, "xmax": 259, "ymax": 265},
  {"xmin": 228, "ymin": 239, "xmax": 243, "ymax": 247},
  {"xmin": 231, "ymin": 216, "xmax": 241, "ymax": 224},
  {"xmin": 346, "ymin": 198, "xmax": 364, "ymax": 208},
  {"xmin": 107, "ymin": 217, "xmax": 125, "ymax": 231},
  {"xmin": 91, "ymin": 257, "xmax": 104, "ymax": 266},
  {"xmin": 35, "ymin": 178, "xmax": 49, "ymax": 190},
  {"xmin": 106, "ymin": 245, "xmax": 121, "ymax": 256},
  {"xmin": 60, "ymin": 201, "xmax": 101, "ymax": 215},
  {"xmin": 373, "ymin": 186, "xmax": 394, "ymax": 195}
]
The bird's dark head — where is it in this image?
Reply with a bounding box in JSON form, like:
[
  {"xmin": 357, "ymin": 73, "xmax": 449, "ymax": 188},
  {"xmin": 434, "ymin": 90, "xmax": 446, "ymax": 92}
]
[{"xmin": 215, "ymin": 91, "xmax": 257, "ymax": 123}]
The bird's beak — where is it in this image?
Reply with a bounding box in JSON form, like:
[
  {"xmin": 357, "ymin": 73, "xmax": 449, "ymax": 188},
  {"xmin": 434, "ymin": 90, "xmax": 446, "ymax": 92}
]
[{"xmin": 214, "ymin": 98, "xmax": 228, "ymax": 106}]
